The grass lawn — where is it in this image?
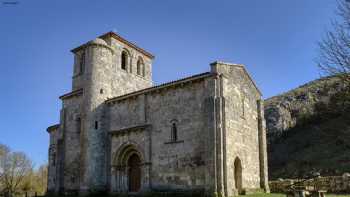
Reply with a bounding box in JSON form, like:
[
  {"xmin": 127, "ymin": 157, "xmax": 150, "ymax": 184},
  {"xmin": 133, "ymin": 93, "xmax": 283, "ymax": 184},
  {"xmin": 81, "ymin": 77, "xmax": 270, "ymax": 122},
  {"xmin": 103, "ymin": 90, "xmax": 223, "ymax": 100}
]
[
  {"xmin": 328, "ymin": 195, "xmax": 350, "ymax": 197},
  {"xmin": 239, "ymin": 193, "xmax": 284, "ymax": 197},
  {"xmin": 239, "ymin": 193, "xmax": 350, "ymax": 197}
]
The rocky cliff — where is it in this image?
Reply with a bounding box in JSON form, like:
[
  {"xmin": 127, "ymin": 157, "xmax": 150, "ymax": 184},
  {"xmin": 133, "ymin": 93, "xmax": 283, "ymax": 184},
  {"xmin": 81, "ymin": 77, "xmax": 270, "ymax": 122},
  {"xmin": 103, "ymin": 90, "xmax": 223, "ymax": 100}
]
[{"xmin": 265, "ymin": 75, "xmax": 350, "ymax": 179}]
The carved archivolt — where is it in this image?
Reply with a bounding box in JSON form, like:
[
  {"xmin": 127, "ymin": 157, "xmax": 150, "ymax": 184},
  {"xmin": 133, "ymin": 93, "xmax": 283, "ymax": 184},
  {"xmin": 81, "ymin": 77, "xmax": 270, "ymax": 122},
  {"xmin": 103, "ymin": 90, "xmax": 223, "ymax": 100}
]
[{"xmin": 113, "ymin": 141, "xmax": 145, "ymax": 169}]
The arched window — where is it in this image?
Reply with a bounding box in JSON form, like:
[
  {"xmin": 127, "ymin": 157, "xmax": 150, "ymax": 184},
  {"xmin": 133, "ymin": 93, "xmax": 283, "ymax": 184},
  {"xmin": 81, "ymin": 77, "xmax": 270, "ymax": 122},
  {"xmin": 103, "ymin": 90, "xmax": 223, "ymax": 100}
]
[
  {"xmin": 137, "ymin": 57, "xmax": 144, "ymax": 76},
  {"xmin": 234, "ymin": 157, "xmax": 243, "ymax": 193},
  {"xmin": 171, "ymin": 121, "xmax": 178, "ymax": 142},
  {"xmin": 142, "ymin": 62, "xmax": 145, "ymax": 77},
  {"xmin": 121, "ymin": 51, "xmax": 128, "ymax": 70}
]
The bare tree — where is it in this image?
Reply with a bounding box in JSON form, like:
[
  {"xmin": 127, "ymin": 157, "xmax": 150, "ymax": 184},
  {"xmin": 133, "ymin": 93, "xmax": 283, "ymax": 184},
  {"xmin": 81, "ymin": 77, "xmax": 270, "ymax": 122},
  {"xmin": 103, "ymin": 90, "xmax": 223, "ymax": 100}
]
[
  {"xmin": 28, "ymin": 164, "xmax": 47, "ymax": 196},
  {"xmin": 0, "ymin": 145, "xmax": 32, "ymax": 197},
  {"xmin": 318, "ymin": 0, "xmax": 350, "ymax": 85},
  {"xmin": 0, "ymin": 144, "xmax": 10, "ymax": 195}
]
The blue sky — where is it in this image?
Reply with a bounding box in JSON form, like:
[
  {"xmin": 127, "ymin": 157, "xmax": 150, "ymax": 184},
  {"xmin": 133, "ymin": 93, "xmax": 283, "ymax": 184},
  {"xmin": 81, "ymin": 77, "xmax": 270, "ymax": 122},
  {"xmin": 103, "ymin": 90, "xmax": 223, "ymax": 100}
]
[{"xmin": 0, "ymin": 0, "xmax": 337, "ymax": 166}]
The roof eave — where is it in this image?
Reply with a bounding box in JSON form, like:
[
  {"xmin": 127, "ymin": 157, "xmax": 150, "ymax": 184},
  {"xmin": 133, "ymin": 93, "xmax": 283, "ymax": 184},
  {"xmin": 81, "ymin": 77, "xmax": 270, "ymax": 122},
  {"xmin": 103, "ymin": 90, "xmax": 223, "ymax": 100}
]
[
  {"xmin": 106, "ymin": 72, "xmax": 215, "ymax": 104},
  {"xmin": 59, "ymin": 88, "xmax": 83, "ymax": 100},
  {"xmin": 47, "ymin": 124, "xmax": 60, "ymax": 133}
]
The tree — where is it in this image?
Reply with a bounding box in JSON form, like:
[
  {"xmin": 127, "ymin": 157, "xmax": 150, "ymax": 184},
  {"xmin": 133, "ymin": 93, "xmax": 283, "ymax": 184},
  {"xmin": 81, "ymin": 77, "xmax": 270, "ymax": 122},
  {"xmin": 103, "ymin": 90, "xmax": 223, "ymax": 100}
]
[
  {"xmin": 18, "ymin": 164, "xmax": 48, "ymax": 197},
  {"xmin": 0, "ymin": 144, "xmax": 10, "ymax": 195},
  {"xmin": 0, "ymin": 144, "xmax": 32, "ymax": 197},
  {"xmin": 31, "ymin": 165, "xmax": 48, "ymax": 196},
  {"xmin": 318, "ymin": 0, "xmax": 350, "ymax": 85}
]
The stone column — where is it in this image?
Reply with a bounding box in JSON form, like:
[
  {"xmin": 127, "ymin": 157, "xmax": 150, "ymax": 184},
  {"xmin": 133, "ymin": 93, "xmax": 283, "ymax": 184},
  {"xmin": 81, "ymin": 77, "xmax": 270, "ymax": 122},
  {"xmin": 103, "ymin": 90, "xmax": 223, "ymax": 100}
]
[
  {"xmin": 141, "ymin": 163, "xmax": 151, "ymax": 192},
  {"xmin": 123, "ymin": 167, "xmax": 129, "ymax": 192},
  {"xmin": 257, "ymin": 100, "xmax": 270, "ymax": 192},
  {"xmin": 210, "ymin": 62, "xmax": 226, "ymax": 197},
  {"xmin": 110, "ymin": 168, "xmax": 116, "ymax": 193},
  {"xmin": 115, "ymin": 169, "xmax": 120, "ymax": 192},
  {"xmin": 215, "ymin": 74, "xmax": 225, "ymax": 197},
  {"xmin": 114, "ymin": 166, "xmax": 126, "ymax": 193}
]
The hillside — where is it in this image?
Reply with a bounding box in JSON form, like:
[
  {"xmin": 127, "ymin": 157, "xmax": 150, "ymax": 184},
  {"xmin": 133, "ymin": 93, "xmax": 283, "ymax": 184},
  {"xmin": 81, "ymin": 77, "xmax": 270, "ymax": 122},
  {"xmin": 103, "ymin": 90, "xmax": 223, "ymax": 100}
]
[{"xmin": 265, "ymin": 75, "xmax": 350, "ymax": 180}]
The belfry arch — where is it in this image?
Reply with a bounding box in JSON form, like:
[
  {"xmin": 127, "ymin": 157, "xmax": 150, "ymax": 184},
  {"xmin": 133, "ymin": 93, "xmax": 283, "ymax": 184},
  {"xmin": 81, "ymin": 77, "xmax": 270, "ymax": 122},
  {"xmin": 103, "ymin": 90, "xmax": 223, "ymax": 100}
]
[{"xmin": 112, "ymin": 142, "xmax": 145, "ymax": 193}]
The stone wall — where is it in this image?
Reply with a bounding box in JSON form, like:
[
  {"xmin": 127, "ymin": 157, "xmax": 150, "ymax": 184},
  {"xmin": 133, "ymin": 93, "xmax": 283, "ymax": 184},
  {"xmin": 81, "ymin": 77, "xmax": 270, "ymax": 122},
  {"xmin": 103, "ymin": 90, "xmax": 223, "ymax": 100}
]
[
  {"xmin": 212, "ymin": 62, "xmax": 266, "ymax": 196},
  {"xmin": 107, "ymin": 35, "xmax": 153, "ymax": 81},
  {"xmin": 45, "ymin": 93, "xmax": 84, "ymax": 195},
  {"xmin": 47, "ymin": 125, "xmax": 60, "ymax": 193},
  {"xmin": 107, "ymin": 76, "xmax": 215, "ymax": 193},
  {"xmin": 146, "ymin": 78, "xmax": 214, "ymax": 191},
  {"xmin": 269, "ymin": 175, "xmax": 350, "ymax": 193},
  {"xmin": 61, "ymin": 94, "xmax": 83, "ymax": 193}
]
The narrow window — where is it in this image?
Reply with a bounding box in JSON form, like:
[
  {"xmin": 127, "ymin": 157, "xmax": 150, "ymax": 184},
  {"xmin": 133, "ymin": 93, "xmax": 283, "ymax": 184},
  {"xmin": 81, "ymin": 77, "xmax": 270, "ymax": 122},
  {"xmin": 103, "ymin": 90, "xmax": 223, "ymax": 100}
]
[
  {"xmin": 52, "ymin": 152, "xmax": 56, "ymax": 166},
  {"xmin": 142, "ymin": 63, "xmax": 145, "ymax": 77},
  {"xmin": 121, "ymin": 51, "xmax": 128, "ymax": 70},
  {"xmin": 137, "ymin": 59, "xmax": 141, "ymax": 75},
  {"xmin": 171, "ymin": 122, "xmax": 178, "ymax": 142},
  {"xmin": 241, "ymin": 94, "xmax": 245, "ymax": 118},
  {"xmin": 50, "ymin": 145, "xmax": 56, "ymax": 167},
  {"xmin": 79, "ymin": 52, "xmax": 85, "ymax": 74},
  {"xmin": 136, "ymin": 57, "xmax": 145, "ymax": 76},
  {"xmin": 95, "ymin": 121, "xmax": 98, "ymax": 130},
  {"xmin": 129, "ymin": 59, "xmax": 133, "ymax": 73},
  {"xmin": 77, "ymin": 118, "xmax": 81, "ymax": 134}
]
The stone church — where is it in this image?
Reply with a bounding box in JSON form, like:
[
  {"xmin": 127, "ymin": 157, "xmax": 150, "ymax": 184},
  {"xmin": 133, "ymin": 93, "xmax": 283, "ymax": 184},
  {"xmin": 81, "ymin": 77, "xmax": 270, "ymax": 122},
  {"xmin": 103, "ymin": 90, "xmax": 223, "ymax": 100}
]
[{"xmin": 46, "ymin": 31, "xmax": 269, "ymax": 196}]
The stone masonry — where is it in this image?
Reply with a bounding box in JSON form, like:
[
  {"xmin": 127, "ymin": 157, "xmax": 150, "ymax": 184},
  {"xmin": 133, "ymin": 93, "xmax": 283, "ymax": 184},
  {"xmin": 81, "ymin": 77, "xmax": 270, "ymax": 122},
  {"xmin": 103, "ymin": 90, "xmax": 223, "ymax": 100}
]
[{"xmin": 46, "ymin": 31, "xmax": 269, "ymax": 197}]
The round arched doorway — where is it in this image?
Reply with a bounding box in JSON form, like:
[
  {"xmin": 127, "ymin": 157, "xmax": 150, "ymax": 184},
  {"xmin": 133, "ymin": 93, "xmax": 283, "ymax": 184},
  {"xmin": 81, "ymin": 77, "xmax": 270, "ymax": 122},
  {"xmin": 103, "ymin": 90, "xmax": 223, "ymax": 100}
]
[
  {"xmin": 113, "ymin": 143, "xmax": 145, "ymax": 193},
  {"xmin": 234, "ymin": 157, "xmax": 243, "ymax": 193},
  {"xmin": 127, "ymin": 153, "xmax": 141, "ymax": 192}
]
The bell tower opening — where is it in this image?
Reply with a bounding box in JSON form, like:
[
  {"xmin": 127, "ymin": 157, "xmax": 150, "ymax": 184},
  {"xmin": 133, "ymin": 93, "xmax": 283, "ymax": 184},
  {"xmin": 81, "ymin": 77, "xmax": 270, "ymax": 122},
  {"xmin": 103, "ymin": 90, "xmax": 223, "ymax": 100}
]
[{"xmin": 121, "ymin": 50, "xmax": 128, "ymax": 70}]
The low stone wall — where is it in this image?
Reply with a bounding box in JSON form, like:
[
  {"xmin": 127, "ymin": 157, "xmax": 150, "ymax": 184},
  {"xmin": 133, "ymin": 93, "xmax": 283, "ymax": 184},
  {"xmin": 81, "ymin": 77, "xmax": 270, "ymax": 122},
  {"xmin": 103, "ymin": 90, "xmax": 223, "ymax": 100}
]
[{"xmin": 269, "ymin": 175, "xmax": 350, "ymax": 193}]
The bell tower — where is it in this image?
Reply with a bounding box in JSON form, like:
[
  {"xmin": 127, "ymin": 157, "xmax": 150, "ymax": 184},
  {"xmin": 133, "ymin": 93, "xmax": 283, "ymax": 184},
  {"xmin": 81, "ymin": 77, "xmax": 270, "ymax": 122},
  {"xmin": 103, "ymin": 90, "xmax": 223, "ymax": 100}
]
[
  {"xmin": 68, "ymin": 32, "xmax": 154, "ymax": 194},
  {"xmin": 71, "ymin": 32, "xmax": 154, "ymax": 95}
]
